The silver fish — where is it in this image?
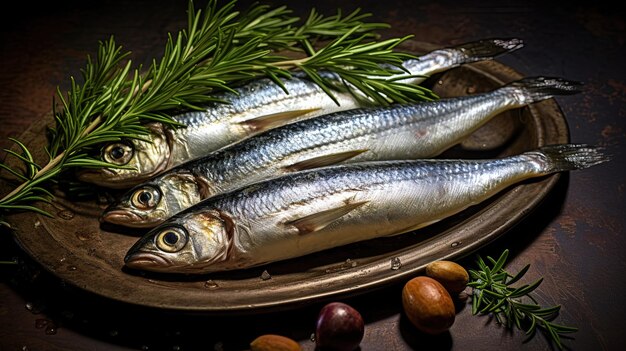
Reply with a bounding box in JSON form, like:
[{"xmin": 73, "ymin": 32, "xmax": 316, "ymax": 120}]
[
  {"xmin": 102, "ymin": 76, "xmax": 579, "ymax": 228},
  {"xmin": 124, "ymin": 144, "xmax": 608, "ymax": 274},
  {"xmin": 77, "ymin": 38, "xmax": 523, "ymax": 188}
]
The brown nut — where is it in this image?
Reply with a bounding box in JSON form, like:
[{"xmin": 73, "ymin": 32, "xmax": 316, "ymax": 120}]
[
  {"xmin": 250, "ymin": 334, "xmax": 301, "ymax": 351},
  {"xmin": 402, "ymin": 276, "xmax": 455, "ymax": 334},
  {"xmin": 425, "ymin": 260, "xmax": 469, "ymax": 295}
]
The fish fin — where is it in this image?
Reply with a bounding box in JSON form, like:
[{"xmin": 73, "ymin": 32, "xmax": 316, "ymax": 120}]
[
  {"xmin": 284, "ymin": 149, "xmax": 369, "ymax": 172},
  {"xmin": 506, "ymin": 77, "xmax": 583, "ymax": 104},
  {"xmin": 285, "ymin": 201, "xmax": 369, "ymax": 235},
  {"xmin": 453, "ymin": 38, "xmax": 524, "ymax": 63},
  {"xmin": 240, "ymin": 108, "xmax": 321, "ymax": 132},
  {"xmin": 531, "ymin": 144, "xmax": 610, "ymax": 174}
]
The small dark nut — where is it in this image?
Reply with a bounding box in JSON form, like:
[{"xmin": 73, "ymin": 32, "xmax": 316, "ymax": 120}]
[
  {"xmin": 316, "ymin": 302, "xmax": 364, "ymax": 351},
  {"xmin": 250, "ymin": 334, "xmax": 301, "ymax": 351},
  {"xmin": 402, "ymin": 276, "xmax": 456, "ymax": 334},
  {"xmin": 425, "ymin": 260, "xmax": 469, "ymax": 294}
]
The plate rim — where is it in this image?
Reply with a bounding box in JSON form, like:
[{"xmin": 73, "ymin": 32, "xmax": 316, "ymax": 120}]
[{"xmin": 3, "ymin": 42, "xmax": 570, "ymax": 313}]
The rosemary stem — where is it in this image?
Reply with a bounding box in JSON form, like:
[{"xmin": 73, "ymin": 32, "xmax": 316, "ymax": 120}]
[
  {"xmin": 272, "ymin": 58, "xmax": 308, "ymax": 69},
  {"xmin": 0, "ymin": 116, "xmax": 103, "ymax": 205}
]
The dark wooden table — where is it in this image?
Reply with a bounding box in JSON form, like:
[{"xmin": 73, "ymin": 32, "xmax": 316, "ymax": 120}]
[{"xmin": 1, "ymin": 1, "xmax": 624, "ymax": 350}]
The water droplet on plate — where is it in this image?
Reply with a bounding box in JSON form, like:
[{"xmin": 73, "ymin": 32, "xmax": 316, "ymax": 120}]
[
  {"xmin": 57, "ymin": 210, "xmax": 74, "ymax": 220},
  {"xmin": 260, "ymin": 270, "xmax": 271, "ymax": 280},
  {"xmin": 450, "ymin": 241, "xmax": 461, "ymax": 248},
  {"xmin": 390, "ymin": 257, "xmax": 402, "ymax": 270},
  {"xmin": 204, "ymin": 280, "xmax": 219, "ymax": 289},
  {"xmin": 346, "ymin": 258, "xmax": 357, "ymax": 268},
  {"xmin": 76, "ymin": 231, "xmax": 96, "ymax": 241}
]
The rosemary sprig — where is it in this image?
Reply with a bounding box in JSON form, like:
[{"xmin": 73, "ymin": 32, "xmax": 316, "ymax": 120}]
[
  {"xmin": 0, "ymin": 0, "xmax": 435, "ymax": 219},
  {"xmin": 468, "ymin": 249, "xmax": 577, "ymax": 349}
]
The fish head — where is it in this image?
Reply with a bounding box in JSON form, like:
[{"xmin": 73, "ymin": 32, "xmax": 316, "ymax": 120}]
[
  {"xmin": 77, "ymin": 123, "xmax": 171, "ymax": 188},
  {"xmin": 100, "ymin": 172, "xmax": 202, "ymax": 228},
  {"xmin": 124, "ymin": 211, "xmax": 232, "ymax": 273}
]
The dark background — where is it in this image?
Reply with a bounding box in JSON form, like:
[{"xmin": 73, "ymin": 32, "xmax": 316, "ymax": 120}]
[{"xmin": 1, "ymin": 1, "xmax": 624, "ymax": 350}]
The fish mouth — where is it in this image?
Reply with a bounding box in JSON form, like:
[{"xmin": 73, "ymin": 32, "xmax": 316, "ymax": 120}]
[
  {"xmin": 100, "ymin": 209, "xmax": 149, "ymax": 227},
  {"xmin": 124, "ymin": 252, "xmax": 172, "ymax": 270}
]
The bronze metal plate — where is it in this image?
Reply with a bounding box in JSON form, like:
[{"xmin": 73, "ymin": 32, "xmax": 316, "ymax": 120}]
[{"xmin": 1, "ymin": 41, "xmax": 569, "ymax": 313}]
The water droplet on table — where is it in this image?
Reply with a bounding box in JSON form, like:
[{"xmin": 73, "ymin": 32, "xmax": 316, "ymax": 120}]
[
  {"xmin": 25, "ymin": 301, "xmax": 42, "ymax": 314},
  {"xmin": 45, "ymin": 323, "xmax": 58, "ymax": 335},
  {"xmin": 35, "ymin": 318, "xmax": 48, "ymax": 329}
]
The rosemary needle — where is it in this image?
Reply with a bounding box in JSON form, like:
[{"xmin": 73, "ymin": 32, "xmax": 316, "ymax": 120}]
[{"xmin": 468, "ymin": 249, "xmax": 578, "ymax": 350}]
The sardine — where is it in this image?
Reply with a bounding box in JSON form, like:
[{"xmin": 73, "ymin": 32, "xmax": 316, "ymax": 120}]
[
  {"xmin": 124, "ymin": 144, "xmax": 608, "ymax": 274},
  {"xmin": 102, "ymin": 76, "xmax": 579, "ymax": 228},
  {"xmin": 77, "ymin": 38, "xmax": 523, "ymax": 188}
]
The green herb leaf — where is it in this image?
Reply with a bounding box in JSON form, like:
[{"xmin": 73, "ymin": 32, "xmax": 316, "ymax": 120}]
[
  {"xmin": 469, "ymin": 250, "xmax": 577, "ymax": 350},
  {"xmin": 0, "ymin": 0, "xmax": 436, "ymax": 219}
]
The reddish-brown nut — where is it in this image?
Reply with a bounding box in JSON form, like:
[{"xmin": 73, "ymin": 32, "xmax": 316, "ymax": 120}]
[
  {"xmin": 315, "ymin": 302, "xmax": 364, "ymax": 351},
  {"xmin": 250, "ymin": 334, "xmax": 301, "ymax": 351},
  {"xmin": 402, "ymin": 276, "xmax": 456, "ymax": 334},
  {"xmin": 425, "ymin": 260, "xmax": 469, "ymax": 295}
]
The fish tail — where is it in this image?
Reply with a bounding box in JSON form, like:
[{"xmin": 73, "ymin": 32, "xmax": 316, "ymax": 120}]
[
  {"xmin": 454, "ymin": 38, "xmax": 524, "ymax": 63},
  {"xmin": 506, "ymin": 76, "xmax": 583, "ymax": 104},
  {"xmin": 530, "ymin": 144, "xmax": 610, "ymax": 173}
]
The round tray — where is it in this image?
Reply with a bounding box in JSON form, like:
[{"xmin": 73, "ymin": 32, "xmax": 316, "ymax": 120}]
[{"xmin": 1, "ymin": 41, "xmax": 569, "ymax": 313}]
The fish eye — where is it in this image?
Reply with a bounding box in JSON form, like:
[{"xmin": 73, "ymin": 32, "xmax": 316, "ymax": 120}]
[
  {"xmin": 103, "ymin": 142, "xmax": 134, "ymax": 165},
  {"xmin": 155, "ymin": 226, "xmax": 188, "ymax": 253},
  {"xmin": 131, "ymin": 186, "xmax": 161, "ymax": 210}
]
